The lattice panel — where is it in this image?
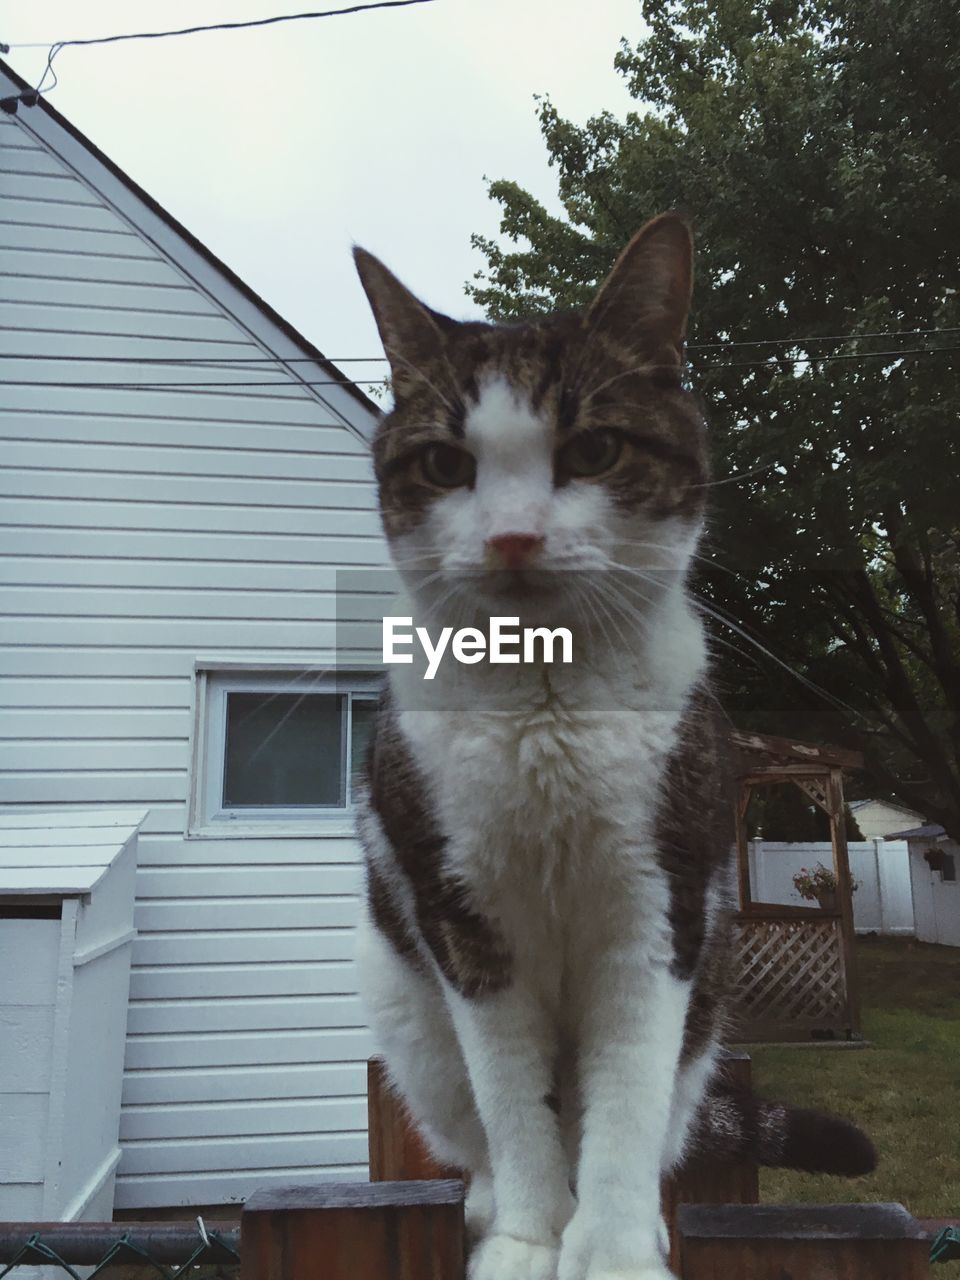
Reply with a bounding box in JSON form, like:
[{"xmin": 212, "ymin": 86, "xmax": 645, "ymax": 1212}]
[
  {"xmin": 732, "ymin": 918, "xmax": 848, "ymax": 1030},
  {"xmin": 791, "ymin": 776, "xmax": 831, "ymax": 813}
]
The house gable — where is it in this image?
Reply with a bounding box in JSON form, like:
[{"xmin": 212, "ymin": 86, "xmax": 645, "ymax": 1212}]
[
  {"xmin": 0, "ymin": 57, "xmax": 378, "ymax": 442},
  {"xmin": 0, "ymin": 65, "xmax": 387, "ymax": 1207}
]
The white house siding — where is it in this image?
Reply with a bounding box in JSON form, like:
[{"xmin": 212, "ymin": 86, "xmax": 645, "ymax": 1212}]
[{"xmin": 0, "ymin": 102, "xmax": 388, "ymax": 1206}]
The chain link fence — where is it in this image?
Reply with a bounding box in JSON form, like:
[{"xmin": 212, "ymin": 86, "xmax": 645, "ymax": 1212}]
[{"xmin": 0, "ymin": 1221, "xmax": 239, "ymax": 1280}]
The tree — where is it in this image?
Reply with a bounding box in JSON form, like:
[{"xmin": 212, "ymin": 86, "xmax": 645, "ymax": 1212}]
[
  {"xmin": 747, "ymin": 788, "xmax": 866, "ymax": 841},
  {"xmin": 468, "ymin": 0, "xmax": 960, "ymax": 839}
]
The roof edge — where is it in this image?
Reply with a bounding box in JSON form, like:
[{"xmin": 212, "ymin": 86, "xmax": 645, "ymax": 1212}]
[{"xmin": 0, "ymin": 57, "xmax": 378, "ymax": 421}]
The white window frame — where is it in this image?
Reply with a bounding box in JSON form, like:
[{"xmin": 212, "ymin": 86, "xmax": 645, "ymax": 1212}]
[{"xmin": 188, "ymin": 662, "xmax": 381, "ymax": 838}]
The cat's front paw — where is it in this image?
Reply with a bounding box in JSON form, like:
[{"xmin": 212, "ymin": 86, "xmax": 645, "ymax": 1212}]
[
  {"xmin": 558, "ymin": 1214, "xmax": 674, "ymax": 1280},
  {"xmin": 469, "ymin": 1233, "xmax": 559, "ymax": 1280}
]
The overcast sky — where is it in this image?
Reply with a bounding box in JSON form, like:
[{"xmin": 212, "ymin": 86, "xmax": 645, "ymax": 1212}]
[{"xmin": 6, "ymin": 1, "xmax": 643, "ymax": 385}]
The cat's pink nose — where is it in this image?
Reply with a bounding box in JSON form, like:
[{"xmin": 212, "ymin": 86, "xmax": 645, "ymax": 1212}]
[{"xmin": 486, "ymin": 532, "xmax": 544, "ymax": 570}]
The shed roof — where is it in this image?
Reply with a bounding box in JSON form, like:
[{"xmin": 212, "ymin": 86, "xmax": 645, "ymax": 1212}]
[
  {"xmin": 849, "ymin": 798, "xmax": 922, "ymax": 816},
  {"xmin": 0, "ymin": 808, "xmax": 147, "ymax": 895},
  {"xmin": 885, "ymin": 823, "xmax": 946, "ymax": 841},
  {"xmin": 0, "ymin": 57, "xmax": 379, "ymax": 435}
]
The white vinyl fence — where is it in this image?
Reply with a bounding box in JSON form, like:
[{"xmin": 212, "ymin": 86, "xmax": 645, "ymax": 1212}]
[{"xmin": 748, "ymin": 840, "xmax": 916, "ymax": 936}]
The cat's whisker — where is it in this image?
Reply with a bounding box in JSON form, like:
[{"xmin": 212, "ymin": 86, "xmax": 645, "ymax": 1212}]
[
  {"xmin": 592, "ymin": 563, "xmax": 660, "ymax": 607},
  {"xmin": 389, "ymin": 551, "xmax": 443, "ymax": 570},
  {"xmin": 578, "ymin": 586, "xmax": 618, "ymax": 653},
  {"xmin": 242, "ymin": 674, "xmax": 337, "ymax": 765},
  {"xmin": 580, "ymin": 577, "xmax": 638, "ymax": 652},
  {"xmin": 584, "ymin": 583, "xmax": 630, "ymax": 651},
  {"xmin": 688, "ymin": 461, "xmax": 780, "ymax": 489},
  {"xmin": 587, "ymin": 576, "xmax": 655, "ymax": 640},
  {"xmin": 231, "ymin": 664, "xmax": 337, "ymax": 727},
  {"xmin": 683, "ymin": 592, "xmax": 863, "ymax": 719},
  {"xmin": 578, "ymin": 362, "xmax": 663, "ymax": 405},
  {"xmin": 611, "ymin": 540, "xmax": 742, "ymax": 579}
]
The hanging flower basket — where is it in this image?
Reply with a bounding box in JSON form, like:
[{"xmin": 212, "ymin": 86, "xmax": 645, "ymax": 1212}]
[{"xmin": 793, "ymin": 863, "xmax": 858, "ymax": 910}]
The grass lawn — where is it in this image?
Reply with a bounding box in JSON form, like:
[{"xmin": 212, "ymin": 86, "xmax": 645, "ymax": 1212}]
[{"xmin": 750, "ymin": 936, "xmax": 960, "ymax": 1270}]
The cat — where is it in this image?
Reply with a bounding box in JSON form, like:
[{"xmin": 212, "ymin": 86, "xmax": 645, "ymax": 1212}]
[{"xmin": 351, "ymin": 213, "xmax": 875, "ymax": 1280}]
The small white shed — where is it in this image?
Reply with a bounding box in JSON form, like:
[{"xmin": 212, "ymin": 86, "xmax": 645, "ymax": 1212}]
[
  {"xmin": 888, "ymin": 825, "xmax": 960, "ymax": 948},
  {"xmin": 0, "ymin": 809, "xmax": 143, "ymax": 1222},
  {"xmin": 0, "ymin": 57, "xmax": 387, "ymax": 1209},
  {"xmin": 848, "ymin": 798, "xmax": 924, "ymax": 842}
]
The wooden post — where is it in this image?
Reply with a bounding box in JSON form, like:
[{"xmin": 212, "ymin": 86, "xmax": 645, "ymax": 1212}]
[
  {"xmin": 828, "ymin": 766, "xmax": 862, "ymax": 1036},
  {"xmin": 663, "ymin": 1053, "xmax": 759, "ymax": 1271},
  {"xmin": 240, "ymin": 1180, "xmax": 466, "ymax": 1280},
  {"xmin": 734, "ymin": 783, "xmax": 753, "ymax": 909},
  {"xmin": 368, "ymin": 1058, "xmax": 462, "ymax": 1181},
  {"xmin": 678, "ymin": 1203, "xmax": 930, "ymax": 1279}
]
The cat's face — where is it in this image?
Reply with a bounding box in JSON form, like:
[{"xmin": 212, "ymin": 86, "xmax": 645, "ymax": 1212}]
[{"xmin": 355, "ymin": 215, "xmax": 708, "ymax": 627}]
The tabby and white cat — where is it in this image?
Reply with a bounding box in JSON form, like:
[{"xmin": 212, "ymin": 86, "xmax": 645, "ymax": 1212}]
[{"xmin": 352, "ymin": 214, "xmax": 874, "ymax": 1280}]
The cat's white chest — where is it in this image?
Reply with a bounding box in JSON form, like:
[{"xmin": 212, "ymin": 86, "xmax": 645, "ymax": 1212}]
[{"xmin": 400, "ymin": 688, "xmax": 679, "ymax": 873}]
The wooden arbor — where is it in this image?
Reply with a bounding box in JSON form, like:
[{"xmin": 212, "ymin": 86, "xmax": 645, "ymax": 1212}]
[{"xmin": 728, "ymin": 731, "xmax": 864, "ymax": 1043}]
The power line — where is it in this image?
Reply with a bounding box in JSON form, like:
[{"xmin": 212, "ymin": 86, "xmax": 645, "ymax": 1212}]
[
  {"xmin": 1, "ymin": 343, "xmax": 957, "ymax": 387},
  {"xmin": 3, "ymin": 1, "xmax": 436, "ymax": 51},
  {"xmin": 0, "ymin": 354, "xmax": 392, "ymax": 365},
  {"xmin": 700, "ymin": 344, "xmax": 960, "ymax": 370},
  {"xmin": 0, "ymin": 0, "xmax": 436, "ymax": 101},
  {"xmin": 0, "ymin": 378, "xmax": 390, "ymax": 388},
  {"xmin": 1, "ymin": 327, "xmax": 959, "ymax": 367},
  {"xmin": 688, "ymin": 325, "xmax": 960, "ymax": 350}
]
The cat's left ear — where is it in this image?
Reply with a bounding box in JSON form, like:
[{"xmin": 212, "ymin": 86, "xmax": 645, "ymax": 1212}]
[
  {"xmin": 353, "ymin": 248, "xmax": 454, "ymax": 397},
  {"xmin": 587, "ymin": 212, "xmax": 693, "ymax": 368}
]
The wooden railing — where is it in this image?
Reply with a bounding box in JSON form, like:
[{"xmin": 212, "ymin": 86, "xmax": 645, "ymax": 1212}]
[
  {"xmin": 679, "ymin": 1202, "xmax": 930, "ymax": 1278},
  {"xmin": 237, "ymin": 1190, "xmax": 932, "ymax": 1278},
  {"xmin": 0, "ymin": 1051, "xmax": 936, "ymax": 1278}
]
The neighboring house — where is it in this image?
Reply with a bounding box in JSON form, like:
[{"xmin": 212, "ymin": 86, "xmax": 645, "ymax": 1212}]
[
  {"xmin": 848, "ymin": 797, "xmax": 924, "ymax": 841},
  {"xmin": 0, "ymin": 59, "xmax": 388, "ymax": 1208},
  {"xmin": 887, "ymin": 825, "xmax": 960, "ymax": 948}
]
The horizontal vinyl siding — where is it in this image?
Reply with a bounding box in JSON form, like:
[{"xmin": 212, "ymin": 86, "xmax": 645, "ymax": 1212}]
[
  {"xmin": 1, "ymin": 114, "xmax": 383, "ymax": 1206},
  {"xmin": 116, "ymin": 1164, "xmax": 369, "ymax": 1210}
]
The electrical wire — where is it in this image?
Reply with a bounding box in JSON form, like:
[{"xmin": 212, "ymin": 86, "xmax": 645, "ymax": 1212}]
[
  {"xmin": 688, "ymin": 325, "xmax": 960, "ymax": 350},
  {"xmin": 698, "ymin": 344, "xmax": 960, "ymax": 370},
  {"xmin": 2, "ymin": 327, "xmax": 958, "ymax": 365},
  {"xmin": 0, "ymin": 377, "xmax": 391, "ymax": 388},
  {"xmin": 1, "ymin": 343, "xmax": 957, "ymax": 389},
  {"xmin": 0, "ymin": 0, "xmax": 436, "ymax": 104},
  {"xmin": 0, "ymin": 355, "xmax": 391, "ymax": 364},
  {"xmin": 5, "ymin": 1, "xmax": 437, "ymax": 50}
]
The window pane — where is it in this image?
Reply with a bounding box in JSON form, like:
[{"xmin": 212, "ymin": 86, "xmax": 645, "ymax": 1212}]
[
  {"xmin": 349, "ymin": 698, "xmax": 378, "ymax": 800},
  {"xmin": 224, "ymin": 692, "xmax": 343, "ymax": 808}
]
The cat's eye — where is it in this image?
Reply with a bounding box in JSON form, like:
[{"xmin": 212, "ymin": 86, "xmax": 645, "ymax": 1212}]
[
  {"xmin": 558, "ymin": 429, "xmax": 623, "ymax": 478},
  {"xmin": 420, "ymin": 443, "xmax": 476, "ymax": 489}
]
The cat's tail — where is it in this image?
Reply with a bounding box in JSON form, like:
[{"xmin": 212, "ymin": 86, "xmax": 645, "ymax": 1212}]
[{"xmin": 690, "ymin": 1082, "xmax": 877, "ymax": 1176}]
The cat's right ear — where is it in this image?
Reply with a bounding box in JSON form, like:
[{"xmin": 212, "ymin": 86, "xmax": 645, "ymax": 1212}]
[{"xmin": 353, "ymin": 248, "xmax": 451, "ymax": 397}]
